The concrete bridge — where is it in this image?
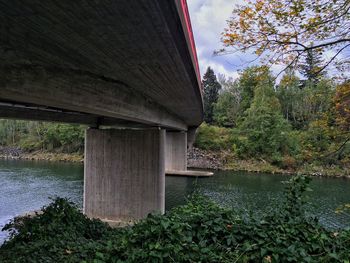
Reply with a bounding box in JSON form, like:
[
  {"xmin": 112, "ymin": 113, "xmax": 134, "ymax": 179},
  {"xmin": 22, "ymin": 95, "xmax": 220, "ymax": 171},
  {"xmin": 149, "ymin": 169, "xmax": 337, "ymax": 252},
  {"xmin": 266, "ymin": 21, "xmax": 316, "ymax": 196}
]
[{"xmin": 0, "ymin": 1, "xmax": 204, "ymax": 221}]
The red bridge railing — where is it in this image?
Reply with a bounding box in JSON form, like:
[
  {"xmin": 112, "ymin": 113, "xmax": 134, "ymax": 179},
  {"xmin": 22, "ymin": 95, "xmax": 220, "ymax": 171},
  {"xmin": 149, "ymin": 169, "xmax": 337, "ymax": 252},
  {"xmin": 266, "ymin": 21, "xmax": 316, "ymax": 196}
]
[{"xmin": 178, "ymin": 0, "xmax": 202, "ymax": 90}]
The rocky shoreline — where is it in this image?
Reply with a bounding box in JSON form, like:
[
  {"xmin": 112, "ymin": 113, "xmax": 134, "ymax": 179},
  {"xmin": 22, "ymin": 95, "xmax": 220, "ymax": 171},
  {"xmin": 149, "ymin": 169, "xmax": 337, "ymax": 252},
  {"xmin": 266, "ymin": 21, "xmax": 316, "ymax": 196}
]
[
  {"xmin": 0, "ymin": 146, "xmax": 349, "ymax": 178},
  {"xmin": 0, "ymin": 146, "xmax": 83, "ymax": 163},
  {"xmin": 0, "ymin": 146, "xmax": 225, "ymax": 169},
  {"xmin": 0, "ymin": 147, "xmax": 22, "ymax": 158},
  {"xmin": 187, "ymin": 147, "xmax": 226, "ymax": 170}
]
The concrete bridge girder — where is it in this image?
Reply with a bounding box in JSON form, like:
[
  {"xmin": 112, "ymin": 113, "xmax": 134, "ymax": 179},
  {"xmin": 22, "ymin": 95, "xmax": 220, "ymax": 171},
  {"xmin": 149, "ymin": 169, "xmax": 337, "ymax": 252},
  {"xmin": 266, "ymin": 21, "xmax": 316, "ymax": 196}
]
[{"xmin": 0, "ymin": 66, "xmax": 187, "ymax": 130}]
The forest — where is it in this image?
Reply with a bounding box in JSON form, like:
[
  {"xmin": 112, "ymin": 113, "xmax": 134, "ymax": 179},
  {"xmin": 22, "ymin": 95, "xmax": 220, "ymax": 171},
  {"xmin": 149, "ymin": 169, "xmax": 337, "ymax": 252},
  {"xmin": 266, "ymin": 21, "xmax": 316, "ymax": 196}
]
[
  {"xmin": 0, "ymin": 121, "xmax": 85, "ymax": 154},
  {"xmin": 197, "ymin": 56, "xmax": 350, "ymax": 174}
]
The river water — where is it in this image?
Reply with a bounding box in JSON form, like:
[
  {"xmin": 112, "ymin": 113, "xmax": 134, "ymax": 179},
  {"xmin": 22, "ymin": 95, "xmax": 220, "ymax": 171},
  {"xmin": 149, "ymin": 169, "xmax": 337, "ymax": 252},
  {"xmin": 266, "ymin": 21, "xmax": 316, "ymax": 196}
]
[{"xmin": 1, "ymin": 159, "xmax": 350, "ymax": 243}]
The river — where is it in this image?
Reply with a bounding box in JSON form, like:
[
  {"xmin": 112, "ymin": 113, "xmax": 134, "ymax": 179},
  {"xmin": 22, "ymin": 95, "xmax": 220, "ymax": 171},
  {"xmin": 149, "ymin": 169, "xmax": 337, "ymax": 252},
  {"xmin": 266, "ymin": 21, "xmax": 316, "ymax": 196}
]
[{"xmin": 1, "ymin": 159, "xmax": 350, "ymax": 243}]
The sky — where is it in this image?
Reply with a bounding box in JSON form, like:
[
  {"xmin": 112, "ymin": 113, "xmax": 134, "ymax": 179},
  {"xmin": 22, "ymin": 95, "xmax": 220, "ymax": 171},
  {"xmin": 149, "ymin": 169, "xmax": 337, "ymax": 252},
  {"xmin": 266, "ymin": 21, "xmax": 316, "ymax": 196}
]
[
  {"xmin": 188, "ymin": 0, "xmax": 242, "ymax": 80},
  {"xmin": 187, "ymin": 1, "xmax": 350, "ymax": 81}
]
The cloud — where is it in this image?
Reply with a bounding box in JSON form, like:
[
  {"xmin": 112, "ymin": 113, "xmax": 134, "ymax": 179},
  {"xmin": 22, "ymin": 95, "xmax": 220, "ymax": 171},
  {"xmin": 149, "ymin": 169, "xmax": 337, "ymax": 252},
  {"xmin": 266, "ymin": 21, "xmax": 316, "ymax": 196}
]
[
  {"xmin": 188, "ymin": 0, "xmax": 242, "ymax": 80},
  {"xmin": 187, "ymin": 0, "xmax": 300, "ymax": 81}
]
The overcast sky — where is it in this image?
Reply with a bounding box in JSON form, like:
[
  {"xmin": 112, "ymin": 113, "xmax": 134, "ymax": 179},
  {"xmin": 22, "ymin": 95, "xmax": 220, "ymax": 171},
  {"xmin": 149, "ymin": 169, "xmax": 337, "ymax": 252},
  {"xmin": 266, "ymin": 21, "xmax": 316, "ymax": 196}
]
[
  {"xmin": 187, "ymin": 0, "xmax": 285, "ymax": 81},
  {"xmin": 188, "ymin": 0, "xmax": 242, "ymax": 80},
  {"xmin": 188, "ymin": 1, "xmax": 349, "ymax": 81}
]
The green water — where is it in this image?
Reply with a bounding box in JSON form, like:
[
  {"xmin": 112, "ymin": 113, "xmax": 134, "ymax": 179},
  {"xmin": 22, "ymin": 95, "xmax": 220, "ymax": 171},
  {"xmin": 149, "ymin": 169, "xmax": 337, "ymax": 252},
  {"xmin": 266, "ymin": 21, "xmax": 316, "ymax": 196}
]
[{"xmin": 1, "ymin": 160, "xmax": 350, "ymax": 243}]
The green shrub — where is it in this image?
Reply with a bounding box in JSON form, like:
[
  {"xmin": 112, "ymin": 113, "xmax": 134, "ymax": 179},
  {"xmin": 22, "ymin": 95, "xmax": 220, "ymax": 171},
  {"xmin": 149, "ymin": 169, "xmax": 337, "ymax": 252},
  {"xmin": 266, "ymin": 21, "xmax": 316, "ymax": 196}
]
[
  {"xmin": 1, "ymin": 175, "xmax": 350, "ymax": 262},
  {"xmin": 237, "ymin": 84, "xmax": 295, "ymax": 159},
  {"xmin": 194, "ymin": 123, "xmax": 232, "ymax": 151},
  {"xmin": 0, "ymin": 120, "xmax": 85, "ymax": 153},
  {"xmin": 43, "ymin": 124, "xmax": 85, "ymax": 153}
]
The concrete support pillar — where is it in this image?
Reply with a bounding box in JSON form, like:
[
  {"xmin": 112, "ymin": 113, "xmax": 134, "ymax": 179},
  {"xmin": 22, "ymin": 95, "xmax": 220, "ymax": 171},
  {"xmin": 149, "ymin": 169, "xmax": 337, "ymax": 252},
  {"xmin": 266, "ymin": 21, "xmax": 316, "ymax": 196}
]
[
  {"xmin": 165, "ymin": 131, "xmax": 187, "ymax": 171},
  {"xmin": 84, "ymin": 128, "xmax": 165, "ymax": 221},
  {"xmin": 187, "ymin": 127, "xmax": 198, "ymax": 150}
]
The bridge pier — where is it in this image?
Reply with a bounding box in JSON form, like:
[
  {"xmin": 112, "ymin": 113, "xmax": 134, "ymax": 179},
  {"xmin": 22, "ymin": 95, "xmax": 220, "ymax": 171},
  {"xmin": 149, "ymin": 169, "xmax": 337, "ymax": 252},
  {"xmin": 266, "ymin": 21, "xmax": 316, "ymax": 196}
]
[
  {"xmin": 187, "ymin": 127, "xmax": 197, "ymax": 150},
  {"xmin": 84, "ymin": 128, "xmax": 165, "ymax": 221},
  {"xmin": 165, "ymin": 130, "xmax": 214, "ymax": 177},
  {"xmin": 165, "ymin": 131, "xmax": 187, "ymax": 172}
]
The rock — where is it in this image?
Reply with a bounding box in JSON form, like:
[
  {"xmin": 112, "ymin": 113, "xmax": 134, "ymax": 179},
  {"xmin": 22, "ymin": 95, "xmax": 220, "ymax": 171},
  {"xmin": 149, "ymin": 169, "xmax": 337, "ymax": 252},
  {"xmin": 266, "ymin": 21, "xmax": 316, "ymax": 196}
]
[
  {"xmin": 0, "ymin": 146, "xmax": 22, "ymax": 157},
  {"xmin": 187, "ymin": 147, "xmax": 224, "ymax": 170}
]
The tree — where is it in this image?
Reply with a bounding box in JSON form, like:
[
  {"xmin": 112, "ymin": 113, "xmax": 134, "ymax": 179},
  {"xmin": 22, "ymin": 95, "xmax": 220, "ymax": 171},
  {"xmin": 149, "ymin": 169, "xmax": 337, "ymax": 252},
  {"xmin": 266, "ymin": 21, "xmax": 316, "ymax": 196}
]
[
  {"xmin": 220, "ymin": 0, "xmax": 350, "ymax": 76},
  {"xmin": 0, "ymin": 120, "xmax": 85, "ymax": 153},
  {"xmin": 334, "ymin": 82, "xmax": 350, "ymax": 130},
  {"xmin": 237, "ymin": 81, "xmax": 294, "ymax": 159},
  {"xmin": 237, "ymin": 66, "xmax": 272, "ymax": 115},
  {"xmin": 277, "ymin": 71, "xmax": 335, "ymax": 129},
  {"xmin": 276, "ymin": 71, "xmax": 304, "ymax": 128},
  {"xmin": 202, "ymin": 67, "xmax": 221, "ymax": 124},
  {"xmin": 299, "ymin": 47, "xmax": 325, "ymax": 83},
  {"xmin": 213, "ymin": 76, "xmax": 241, "ymax": 127}
]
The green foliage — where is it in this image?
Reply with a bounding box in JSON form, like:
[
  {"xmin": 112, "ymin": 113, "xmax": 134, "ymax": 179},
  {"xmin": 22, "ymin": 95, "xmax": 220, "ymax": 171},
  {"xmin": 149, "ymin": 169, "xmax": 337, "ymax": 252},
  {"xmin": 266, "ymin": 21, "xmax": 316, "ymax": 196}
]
[
  {"xmin": 43, "ymin": 124, "xmax": 85, "ymax": 152},
  {"xmin": 334, "ymin": 82, "xmax": 350, "ymax": 131},
  {"xmin": 0, "ymin": 120, "xmax": 29, "ymax": 146},
  {"xmin": 203, "ymin": 67, "xmax": 222, "ymax": 124},
  {"xmin": 236, "ymin": 83, "xmax": 295, "ymax": 161},
  {"xmin": 299, "ymin": 47, "xmax": 325, "ymax": 84},
  {"xmin": 0, "ymin": 120, "xmax": 85, "ymax": 153},
  {"xmin": 277, "ymin": 76, "xmax": 335, "ymax": 129},
  {"xmin": 198, "ymin": 65, "xmax": 349, "ymax": 171},
  {"xmin": 213, "ymin": 75, "xmax": 241, "ymax": 127},
  {"xmin": 1, "ymin": 175, "xmax": 350, "ymax": 262},
  {"xmin": 194, "ymin": 123, "xmax": 232, "ymax": 151},
  {"xmin": 237, "ymin": 66, "xmax": 272, "ymax": 116}
]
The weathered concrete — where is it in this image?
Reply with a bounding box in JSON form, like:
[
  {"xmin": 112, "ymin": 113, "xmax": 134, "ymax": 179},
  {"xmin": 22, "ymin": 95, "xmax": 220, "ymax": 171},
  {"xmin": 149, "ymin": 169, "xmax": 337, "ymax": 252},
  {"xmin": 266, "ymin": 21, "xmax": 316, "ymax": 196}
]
[
  {"xmin": 0, "ymin": 66, "xmax": 187, "ymax": 130},
  {"xmin": 84, "ymin": 128, "xmax": 165, "ymax": 221},
  {"xmin": 0, "ymin": 0, "xmax": 203, "ymax": 129},
  {"xmin": 0, "ymin": 103, "xmax": 98, "ymax": 126},
  {"xmin": 187, "ymin": 127, "xmax": 198, "ymax": 149},
  {"xmin": 165, "ymin": 131, "xmax": 187, "ymax": 171}
]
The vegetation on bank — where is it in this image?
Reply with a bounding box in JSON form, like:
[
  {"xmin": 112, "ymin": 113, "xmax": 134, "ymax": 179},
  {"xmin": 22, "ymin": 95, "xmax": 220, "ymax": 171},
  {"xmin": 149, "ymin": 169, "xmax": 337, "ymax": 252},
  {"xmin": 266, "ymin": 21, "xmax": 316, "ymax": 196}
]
[
  {"xmin": 197, "ymin": 64, "xmax": 350, "ymax": 177},
  {"xmin": 1, "ymin": 175, "xmax": 350, "ymax": 262},
  {"xmin": 0, "ymin": 121, "xmax": 85, "ymax": 154}
]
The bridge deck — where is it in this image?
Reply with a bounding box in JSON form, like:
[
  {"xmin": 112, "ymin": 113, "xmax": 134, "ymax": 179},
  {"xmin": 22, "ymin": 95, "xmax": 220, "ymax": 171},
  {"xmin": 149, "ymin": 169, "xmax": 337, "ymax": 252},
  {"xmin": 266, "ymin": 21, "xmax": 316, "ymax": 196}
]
[{"xmin": 0, "ymin": 0, "xmax": 202, "ymax": 130}]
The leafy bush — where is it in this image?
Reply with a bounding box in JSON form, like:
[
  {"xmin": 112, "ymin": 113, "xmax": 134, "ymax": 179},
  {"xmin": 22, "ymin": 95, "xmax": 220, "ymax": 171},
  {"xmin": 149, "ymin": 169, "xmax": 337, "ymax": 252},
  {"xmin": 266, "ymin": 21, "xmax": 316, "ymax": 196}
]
[
  {"xmin": 236, "ymin": 84, "xmax": 295, "ymax": 161},
  {"xmin": 0, "ymin": 120, "xmax": 85, "ymax": 153},
  {"xmin": 43, "ymin": 124, "xmax": 85, "ymax": 152},
  {"xmin": 194, "ymin": 123, "xmax": 232, "ymax": 151},
  {"xmin": 1, "ymin": 175, "xmax": 350, "ymax": 262}
]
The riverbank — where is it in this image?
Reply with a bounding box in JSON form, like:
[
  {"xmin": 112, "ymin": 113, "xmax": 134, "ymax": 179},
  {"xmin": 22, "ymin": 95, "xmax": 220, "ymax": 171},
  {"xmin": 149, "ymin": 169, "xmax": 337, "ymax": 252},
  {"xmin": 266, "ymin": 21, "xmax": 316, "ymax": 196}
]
[
  {"xmin": 0, "ymin": 147, "xmax": 83, "ymax": 163},
  {"xmin": 0, "ymin": 146, "xmax": 349, "ymax": 178},
  {"xmin": 188, "ymin": 147, "xmax": 350, "ymax": 179}
]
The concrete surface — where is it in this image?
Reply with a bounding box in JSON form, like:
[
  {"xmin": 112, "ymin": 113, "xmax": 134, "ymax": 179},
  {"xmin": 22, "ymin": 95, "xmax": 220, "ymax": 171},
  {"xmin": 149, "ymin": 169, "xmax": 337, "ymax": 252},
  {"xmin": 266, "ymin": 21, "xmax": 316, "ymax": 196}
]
[
  {"xmin": 0, "ymin": 0, "xmax": 203, "ymax": 129},
  {"xmin": 84, "ymin": 128, "xmax": 165, "ymax": 221},
  {"xmin": 165, "ymin": 131, "xmax": 187, "ymax": 171}
]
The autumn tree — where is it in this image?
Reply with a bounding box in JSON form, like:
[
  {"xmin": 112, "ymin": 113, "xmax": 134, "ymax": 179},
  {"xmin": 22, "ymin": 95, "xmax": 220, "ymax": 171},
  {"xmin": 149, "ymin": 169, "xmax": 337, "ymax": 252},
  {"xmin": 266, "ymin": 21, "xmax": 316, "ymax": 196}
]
[
  {"xmin": 334, "ymin": 82, "xmax": 350, "ymax": 130},
  {"xmin": 221, "ymin": 0, "xmax": 350, "ymax": 76},
  {"xmin": 202, "ymin": 67, "xmax": 221, "ymax": 124}
]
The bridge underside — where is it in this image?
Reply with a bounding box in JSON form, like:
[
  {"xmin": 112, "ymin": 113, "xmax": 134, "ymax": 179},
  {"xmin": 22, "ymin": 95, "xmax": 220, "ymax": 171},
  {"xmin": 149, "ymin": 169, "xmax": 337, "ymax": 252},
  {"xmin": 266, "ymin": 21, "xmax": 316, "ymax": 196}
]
[
  {"xmin": 0, "ymin": 0, "xmax": 202, "ymax": 221},
  {"xmin": 0, "ymin": 0, "xmax": 202, "ymax": 130}
]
